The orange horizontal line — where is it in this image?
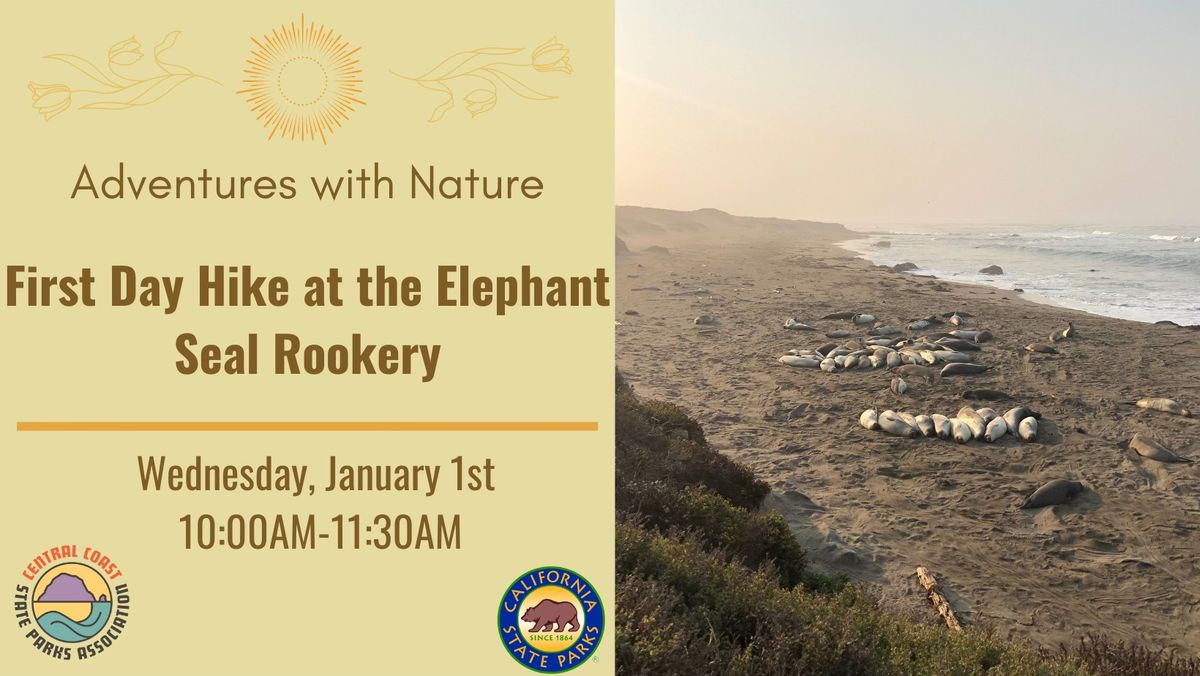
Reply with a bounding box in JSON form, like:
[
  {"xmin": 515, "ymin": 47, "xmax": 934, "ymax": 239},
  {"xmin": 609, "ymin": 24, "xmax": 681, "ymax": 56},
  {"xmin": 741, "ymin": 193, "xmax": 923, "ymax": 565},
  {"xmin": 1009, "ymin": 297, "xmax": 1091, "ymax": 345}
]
[{"xmin": 16, "ymin": 421, "xmax": 599, "ymax": 432}]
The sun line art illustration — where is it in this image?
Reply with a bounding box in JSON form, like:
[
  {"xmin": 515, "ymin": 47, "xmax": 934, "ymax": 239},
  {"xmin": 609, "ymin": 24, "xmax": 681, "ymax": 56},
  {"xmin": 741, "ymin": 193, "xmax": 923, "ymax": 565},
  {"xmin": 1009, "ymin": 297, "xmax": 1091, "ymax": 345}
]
[
  {"xmin": 28, "ymin": 32, "xmax": 216, "ymax": 121},
  {"xmin": 238, "ymin": 14, "xmax": 365, "ymax": 143}
]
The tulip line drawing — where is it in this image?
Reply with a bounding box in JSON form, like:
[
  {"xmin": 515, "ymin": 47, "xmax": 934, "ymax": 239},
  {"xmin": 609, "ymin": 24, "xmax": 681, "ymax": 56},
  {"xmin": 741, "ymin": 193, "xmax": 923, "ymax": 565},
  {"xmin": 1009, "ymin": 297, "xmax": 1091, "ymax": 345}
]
[
  {"xmin": 28, "ymin": 32, "xmax": 218, "ymax": 121},
  {"xmin": 392, "ymin": 37, "xmax": 572, "ymax": 122}
]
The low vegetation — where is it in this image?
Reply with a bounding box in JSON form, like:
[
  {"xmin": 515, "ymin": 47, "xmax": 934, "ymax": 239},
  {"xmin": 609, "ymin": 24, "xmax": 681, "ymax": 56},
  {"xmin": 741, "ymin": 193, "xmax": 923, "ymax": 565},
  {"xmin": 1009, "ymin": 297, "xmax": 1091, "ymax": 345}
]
[{"xmin": 614, "ymin": 372, "xmax": 1198, "ymax": 675}]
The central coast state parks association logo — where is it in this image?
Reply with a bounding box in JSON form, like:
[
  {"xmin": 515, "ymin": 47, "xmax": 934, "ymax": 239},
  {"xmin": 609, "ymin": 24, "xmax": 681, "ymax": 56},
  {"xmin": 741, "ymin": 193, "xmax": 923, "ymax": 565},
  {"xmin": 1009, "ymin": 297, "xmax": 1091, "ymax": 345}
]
[
  {"xmin": 13, "ymin": 545, "xmax": 131, "ymax": 662},
  {"xmin": 498, "ymin": 566, "xmax": 604, "ymax": 673}
]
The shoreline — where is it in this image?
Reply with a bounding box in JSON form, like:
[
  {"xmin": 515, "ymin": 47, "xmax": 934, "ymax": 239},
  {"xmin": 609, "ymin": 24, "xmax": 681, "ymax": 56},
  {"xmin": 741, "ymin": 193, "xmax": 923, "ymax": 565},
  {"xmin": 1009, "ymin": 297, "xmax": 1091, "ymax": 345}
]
[
  {"xmin": 615, "ymin": 206, "xmax": 1200, "ymax": 655},
  {"xmin": 835, "ymin": 233, "xmax": 1199, "ymax": 327},
  {"xmin": 832, "ymin": 236, "xmax": 1090, "ymax": 321}
]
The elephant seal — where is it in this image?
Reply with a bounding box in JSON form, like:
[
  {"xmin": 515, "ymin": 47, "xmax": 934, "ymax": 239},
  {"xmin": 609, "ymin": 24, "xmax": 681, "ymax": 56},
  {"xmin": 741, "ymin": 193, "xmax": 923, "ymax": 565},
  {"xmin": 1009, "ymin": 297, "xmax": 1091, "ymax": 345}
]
[
  {"xmin": 852, "ymin": 313, "xmax": 876, "ymax": 324},
  {"xmin": 962, "ymin": 389, "xmax": 1012, "ymax": 401},
  {"xmin": 826, "ymin": 329, "xmax": 852, "ymax": 339},
  {"xmin": 974, "ymin": 329, "xmax": 994, "ymax": 343},
  {"xmin": 895, "ymin": 364, "xmax": 936, "ymax": 384},
  {"xmin": 956, "ymin": 407, "xmax": 987, "ymax": 439},
  {"xmin": 984, "ymin": 417, "xmax": 1009, "ymax": 442},
  {"xmin": 949, "ymin": 313, "xmax": 966, "ymax": 327},
  {"xmin": 1133, "ymin": 398, "xmax": 1192, "ymax": 417},
  {"xmin": 820, "ymin": 358, "xmax": 837, "ymax": 372},
  {"xmin": 815, "ymin": 342, "xmax": 839, "ymax": 357},
  {"xmin": 930, "ymin": 414, "xmax": 952, "ymax": 440},
  {"xmin": 1062, "ymin": 321, "xmax": 1077, "ymax": 338},
  {"xmin": 869, "ymin": 325, "xmax": 902, "ymax": 336},
  {"xmin": 950, "ymin": 419, "xmax": 973, "ymax": 444},
  {"xmin": 780, "ymin": 355, "xmax": 820, "ymax": 367},
  {"xmin": 975, "ymin": 408, "xmax": 999, "ymax": 425},
  {"xmin": 914, "ymin": 414, "xmax": 936, "ymax": 438},
  {"xmin": 821, "ymin": 311, "xmax": 857, "ymax": 320},
  {"xmin": 908, "ymin": 319, "xmax": 933, "ymax": 331},
  {"xmin": 1017, "ymin": 417, "xmax": 1038, "ymax": 442},
  {"xmin": 1128, "ymin": 433, "xmax": 1191, "ymax": 463},
  {"xmin": 844, "ymin": 355, "xmax": 860, "ymax": 369},
  {"xmin": 895, "ymin": 411, "xmax": 920, "ymax": 429},
  {"xmin": 918, "ymin": 350, "xmax": 941, "ymax": 365},
  {"xmin": 913, "ymin": 349, "xmax": 937, "ymax": 364},
  {"xmin": 933, "ymin": 350, "xmax": 972, "ymax": 364},
  {"xmin": 784, "ymin": 318, "xmax": 816, "ymax": 331},
  {"xmin": 1002, "ymin": 406, "xmax": 1040, "ymax": 432},
  {"xmin": 941, "ymin": 363, "xmax": 991, "ymax": 376},
  {"xmin": 859, "ymin": 408, "xmax": 881, "ymax": 431},
  {"xmin": 878, "ymin": 411, "xmax": 919, "ymax": 438},
  {"xmin": 1020, "ymin": 479, "xmax": 1084, "ymax": 509},
  {"xmin": 936, "ymin": 338, "xmax": 981, "ymax": 352},
  {"xmin": 886, "ymin": 351, "xmax": 903, "ymax": 369},
  {"xmin": 1025, "ymin": 343, "xmax": 1058, "ymax": 354}
]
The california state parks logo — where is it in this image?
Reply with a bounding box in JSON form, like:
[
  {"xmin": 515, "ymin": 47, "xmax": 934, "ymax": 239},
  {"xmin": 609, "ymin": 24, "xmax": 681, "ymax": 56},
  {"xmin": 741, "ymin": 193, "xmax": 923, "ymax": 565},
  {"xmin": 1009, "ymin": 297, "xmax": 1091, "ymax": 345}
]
[
  {"xmin": 13, "ymin": 545, "xmax": 131, "ymax": 662},
  {"xmin": 498, "ymin": 566, "xmax": 604, "ymax": 673}
]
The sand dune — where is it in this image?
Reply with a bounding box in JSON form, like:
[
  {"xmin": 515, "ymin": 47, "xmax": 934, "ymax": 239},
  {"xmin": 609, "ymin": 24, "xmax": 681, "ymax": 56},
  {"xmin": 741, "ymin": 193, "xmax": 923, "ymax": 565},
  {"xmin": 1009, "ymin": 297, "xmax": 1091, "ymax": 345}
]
[{"xmin": 616, "ymin": 205, "xmax": 1200, "ymax": 654}]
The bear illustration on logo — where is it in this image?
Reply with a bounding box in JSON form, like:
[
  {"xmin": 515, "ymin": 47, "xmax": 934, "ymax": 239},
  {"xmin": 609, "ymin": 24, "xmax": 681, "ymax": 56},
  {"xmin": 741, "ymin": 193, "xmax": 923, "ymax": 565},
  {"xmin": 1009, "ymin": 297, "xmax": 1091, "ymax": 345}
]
[
  {"xmin": 522, "ymin": 598, "xmax": 581, "ymax": 633},
  {"xmin": 498, "ymin": 566, "xmax": 604, "ymax": 673}
]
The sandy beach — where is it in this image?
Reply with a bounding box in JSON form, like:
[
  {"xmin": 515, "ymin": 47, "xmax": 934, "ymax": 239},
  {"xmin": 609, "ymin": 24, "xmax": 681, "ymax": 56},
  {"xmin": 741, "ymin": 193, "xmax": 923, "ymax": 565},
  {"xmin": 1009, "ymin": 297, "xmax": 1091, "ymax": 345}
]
[{"xmin": 615, "ymin": 205, "xmax": 1200, "ymax": 654}]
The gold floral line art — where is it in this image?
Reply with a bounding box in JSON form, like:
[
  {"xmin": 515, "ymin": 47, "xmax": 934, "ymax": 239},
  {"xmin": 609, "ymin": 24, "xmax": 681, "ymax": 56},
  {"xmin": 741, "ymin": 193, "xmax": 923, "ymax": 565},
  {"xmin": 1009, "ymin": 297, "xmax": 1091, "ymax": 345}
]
[
  {"xmin": 392, "ymin": 37, "xmax": 572, "ymax": 122},
  {"xmin": 28, "ymin": 32, "xmax": 218, "ymax": 121}
]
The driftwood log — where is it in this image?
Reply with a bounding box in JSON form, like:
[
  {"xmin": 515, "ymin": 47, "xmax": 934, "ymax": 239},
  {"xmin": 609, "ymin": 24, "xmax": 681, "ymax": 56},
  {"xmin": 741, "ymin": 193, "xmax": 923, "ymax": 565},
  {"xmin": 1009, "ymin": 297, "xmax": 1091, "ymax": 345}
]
[{"xmin": 915, "ymin": 566, "xmax": 962, "ymax": 632}]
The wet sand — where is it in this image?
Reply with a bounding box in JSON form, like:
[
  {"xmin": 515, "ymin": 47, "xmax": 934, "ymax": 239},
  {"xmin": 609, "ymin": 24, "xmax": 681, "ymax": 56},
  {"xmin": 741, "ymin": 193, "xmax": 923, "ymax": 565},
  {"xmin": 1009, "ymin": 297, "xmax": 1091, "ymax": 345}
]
[{"xmin": 615, "ymin": 205, "xmax": 1200, "ymax": 654}]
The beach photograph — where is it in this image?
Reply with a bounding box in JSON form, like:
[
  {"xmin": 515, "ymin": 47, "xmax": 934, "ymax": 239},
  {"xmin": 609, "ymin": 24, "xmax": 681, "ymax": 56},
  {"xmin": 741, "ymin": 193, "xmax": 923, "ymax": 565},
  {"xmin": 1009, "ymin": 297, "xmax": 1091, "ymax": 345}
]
[{"xmin": 612, "ymin": 3, "xmax": 1199, "ymax": 674}]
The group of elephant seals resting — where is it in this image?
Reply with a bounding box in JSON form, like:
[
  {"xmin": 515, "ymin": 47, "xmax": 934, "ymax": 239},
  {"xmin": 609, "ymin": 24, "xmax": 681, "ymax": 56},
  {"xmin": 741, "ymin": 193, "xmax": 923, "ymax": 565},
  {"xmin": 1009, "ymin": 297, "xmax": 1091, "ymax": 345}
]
[
  {"xmin": 859, "ymin": 407, "xmax": 1091, "ymax": 509},
  {"xmin": 778, "ymin": 339, "xmax": 993, "ymax": 381},
  {"xmin": 859, "ymin": 405, "xmax": 1041, "ymax": 444},
  {"xmin": 778, "ymin": 310, "xmax": 1000, "ymax": 381}
]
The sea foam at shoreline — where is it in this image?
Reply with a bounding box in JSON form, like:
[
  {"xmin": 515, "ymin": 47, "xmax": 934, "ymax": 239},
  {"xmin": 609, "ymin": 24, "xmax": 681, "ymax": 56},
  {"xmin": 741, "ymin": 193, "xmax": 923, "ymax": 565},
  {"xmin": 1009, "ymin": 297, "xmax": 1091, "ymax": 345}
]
[{"xmin": 841, "ymin": 225, "xmax": 1200, "ymax": 325}]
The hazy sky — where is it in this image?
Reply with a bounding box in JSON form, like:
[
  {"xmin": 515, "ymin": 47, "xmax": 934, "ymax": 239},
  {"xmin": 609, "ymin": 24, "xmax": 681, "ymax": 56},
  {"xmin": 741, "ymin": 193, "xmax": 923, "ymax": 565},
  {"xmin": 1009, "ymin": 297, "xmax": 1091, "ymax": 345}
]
[{"xmin": 617, "ymin": 1, "xmax": 1200, "ymax": 227}]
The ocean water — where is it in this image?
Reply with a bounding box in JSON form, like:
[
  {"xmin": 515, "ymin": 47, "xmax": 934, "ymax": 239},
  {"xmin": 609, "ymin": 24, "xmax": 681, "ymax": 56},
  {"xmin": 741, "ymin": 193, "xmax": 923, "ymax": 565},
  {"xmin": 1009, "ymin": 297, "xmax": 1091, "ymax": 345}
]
[
  {"xmin": 36, "ymin": 602, "xmax": 111, "ymax": 642},
  {"xmin": 839, "ymin": 225, "xmax": 1200, "ymax": 325}
]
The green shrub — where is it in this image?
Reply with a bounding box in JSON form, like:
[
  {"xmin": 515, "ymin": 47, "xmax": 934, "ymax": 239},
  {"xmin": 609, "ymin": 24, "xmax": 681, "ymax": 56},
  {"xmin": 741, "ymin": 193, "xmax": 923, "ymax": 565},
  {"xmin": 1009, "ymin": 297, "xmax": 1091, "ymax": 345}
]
[
  {"xmin": 616, "ymin": 522, "xmax": 1081, "ymax": 676},
  {"xmin": 618, "ymin": 482, "xmax": 812, "ymax": 589},
  {"xmin": 616, "ymin": 388, "xmax": 767, "ymax": 509},
  {"xmin": 1054, "ymin": 635, "xmax": 1199, "ymax": 676}
]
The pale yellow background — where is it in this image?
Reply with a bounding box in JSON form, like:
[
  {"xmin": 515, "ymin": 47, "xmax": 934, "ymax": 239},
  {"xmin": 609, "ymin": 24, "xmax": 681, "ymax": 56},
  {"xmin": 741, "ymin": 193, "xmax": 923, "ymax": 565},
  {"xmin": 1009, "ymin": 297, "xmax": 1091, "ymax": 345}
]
[{"xmin": 1, "ymin": 1, "xmax": 614, "ymax": 674}]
